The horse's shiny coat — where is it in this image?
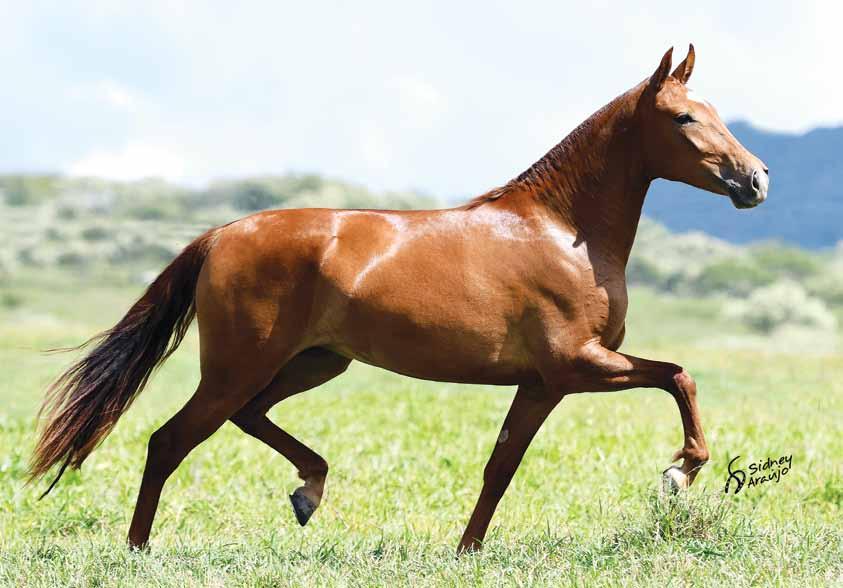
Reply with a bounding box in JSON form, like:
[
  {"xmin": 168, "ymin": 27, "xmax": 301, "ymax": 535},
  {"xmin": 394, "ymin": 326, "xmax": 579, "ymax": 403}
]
[{"xmin": 32, "ymin": 45, "xmax": 768, "ymax": 552}]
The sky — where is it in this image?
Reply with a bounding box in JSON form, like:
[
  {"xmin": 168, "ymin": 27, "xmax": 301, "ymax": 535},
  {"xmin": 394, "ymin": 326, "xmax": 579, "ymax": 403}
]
[{"xmin": 1, "ymin": 1, "xmax": 839, "ymax": 198}]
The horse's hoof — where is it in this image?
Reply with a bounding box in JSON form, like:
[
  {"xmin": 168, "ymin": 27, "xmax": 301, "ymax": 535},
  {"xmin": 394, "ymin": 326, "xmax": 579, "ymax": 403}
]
[
  {"xmin": 289, "ymin": 489, "xmax": 317, "ymax": 526},
  {"xmin": 662, "ymin": 466, "xmax": 689, "ymax": 494}
]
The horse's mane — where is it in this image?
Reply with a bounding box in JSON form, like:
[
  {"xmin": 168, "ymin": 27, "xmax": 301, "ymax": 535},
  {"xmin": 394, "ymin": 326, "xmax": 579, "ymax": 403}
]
[{"xmin": 462, "ymin": 84, "xmax": 642, "ymax": 210}]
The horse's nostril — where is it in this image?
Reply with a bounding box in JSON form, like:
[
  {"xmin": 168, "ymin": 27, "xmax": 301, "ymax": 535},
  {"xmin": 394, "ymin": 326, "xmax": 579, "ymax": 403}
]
[
  {"xmin": 751, "ymin": 171, "xmax": 760, "ymax": 191},
  {"xmin": 763, "ymin": 167, "xmax": 769, "ymax": 176}
]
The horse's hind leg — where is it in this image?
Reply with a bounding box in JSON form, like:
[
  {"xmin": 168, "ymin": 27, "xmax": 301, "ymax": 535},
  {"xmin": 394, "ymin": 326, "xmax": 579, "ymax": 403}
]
[
  {"xmin": 127, "ymin": 363, "xmax": 278, "ymax": 549},
  {"xmin": 230, "ymin": 348, "xmax": 351, "ymax": 526}
]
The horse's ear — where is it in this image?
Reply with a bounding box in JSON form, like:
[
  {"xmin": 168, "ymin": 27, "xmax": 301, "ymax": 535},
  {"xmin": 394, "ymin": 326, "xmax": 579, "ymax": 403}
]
[
  {"xmin": 648, "ymin": 47, "xmax": 673, "ymax": 92},
  {"xmin": 671, "ymin": 43, "xmax": 695, "ymax": 84}
]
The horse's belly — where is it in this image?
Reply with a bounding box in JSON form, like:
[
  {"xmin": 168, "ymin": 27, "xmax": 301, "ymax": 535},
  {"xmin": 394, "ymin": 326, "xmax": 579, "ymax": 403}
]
[{"xmin": 326, "ymin": 299, "xmax": 535, "ymax": 385}]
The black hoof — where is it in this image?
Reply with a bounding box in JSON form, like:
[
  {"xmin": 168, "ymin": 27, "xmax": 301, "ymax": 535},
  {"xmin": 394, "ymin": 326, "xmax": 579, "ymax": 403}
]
[{"xmin": 289, "ymin": 490, "xmax": 317, "ymax": 526}]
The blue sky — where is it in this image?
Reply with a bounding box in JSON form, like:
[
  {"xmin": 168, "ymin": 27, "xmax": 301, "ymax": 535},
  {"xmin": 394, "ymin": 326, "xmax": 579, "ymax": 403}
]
[{"xmin": 2, "ymin": 1, "xmax": 838, "ymax": 197}]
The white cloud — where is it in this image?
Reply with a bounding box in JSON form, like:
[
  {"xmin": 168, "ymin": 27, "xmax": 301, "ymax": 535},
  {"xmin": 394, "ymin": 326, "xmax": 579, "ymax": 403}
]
[
  {"xmin": 390, "ymin": 75, "xmax": 446, "ymax": 130},
  {"xmin": 66, "ymin": 141, "xmax": 192, "ymax": 182},
  {"xmin": 68, "ymin": 80, "xmax": 140, "ymax": 113},
  {"xmin": 357, "ymin": 121, "xmax": 392, "ymax": 172},
  {"xmin": 95, "ymin": 80, "xmax": 139, "ymax": 112}
]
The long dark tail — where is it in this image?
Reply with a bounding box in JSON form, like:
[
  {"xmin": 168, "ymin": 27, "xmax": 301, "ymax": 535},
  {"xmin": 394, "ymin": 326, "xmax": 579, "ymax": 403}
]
[{"xmin": 30, "ymin": 228, "xmax": 220, "ymax": 496}]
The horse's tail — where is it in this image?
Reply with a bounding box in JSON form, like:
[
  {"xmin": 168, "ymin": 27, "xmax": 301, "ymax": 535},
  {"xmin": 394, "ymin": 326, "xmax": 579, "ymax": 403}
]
[{"xmin": 29, "ymin": 228, "xmax": 220, "ymax": 497}]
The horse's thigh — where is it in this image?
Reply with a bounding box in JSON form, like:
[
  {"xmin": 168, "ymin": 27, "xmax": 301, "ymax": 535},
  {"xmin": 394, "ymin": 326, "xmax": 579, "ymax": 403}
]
[{"xmin": 242, "ymin": 348, "xmax": 352, "ymax": 416}]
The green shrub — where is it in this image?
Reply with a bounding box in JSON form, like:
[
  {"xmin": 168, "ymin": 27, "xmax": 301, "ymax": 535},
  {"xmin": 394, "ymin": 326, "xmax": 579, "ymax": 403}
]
[
  {"xmin": 17, "ymin": 248, "xmax": 47, "ymax": 267},
  {"xmin": 231, "ymin": 183, "xmax": 285, "ymax": 211},
  {"xmin": 285, "ymin": 173, "xmax": 323, "ymax": 194},
  {"xmin": 56, "ymin": 206, "xmax": 78, "ymax": 220},
  {"xmin": 44, "ymin": 227, "xmax": 64, "ymax": 241},
  {"xmin": 56, "ymin": 252, "xmax": 88, "ymax": 267},
  {"xmin": 1, "ymin": 175, "xmax": 61, "ymax": 206},
  {"xmin": 694, "ymin": 258, "xmax": 775, "ymax": 296},
  {"xmin": 126, "ymin": 205, "xmax": 168, "ymax": 220},
  {"xmin": 627, "ymin": 257, "xmax": 669, "ymax": 288},
  {"xmin": 726, "ymin": 280, "xmax": 838, "ymax": 333},
  {"xmin": 1, "ymin": 292, "xmax": 22, "ymax": 308},
  {"xmin": 805, "ymin": 273, "xmax": 843, "ymax": 308},
  {"xmin": 81, "ymin": 226, "xmax": 111, "ymax": 241},
  {"xmin": 750, "ymin": 243, "xmax": 822, "ymax": 280}
]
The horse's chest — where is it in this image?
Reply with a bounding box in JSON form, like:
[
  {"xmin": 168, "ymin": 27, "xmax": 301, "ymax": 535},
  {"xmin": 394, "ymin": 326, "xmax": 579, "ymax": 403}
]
[
  {"xmin": 544, "ymin": 244, "xmax": 629, "ymax": 346},
  {"xmin": 580, "ymin": 273, "xmax": 628, "ymax": 346}
]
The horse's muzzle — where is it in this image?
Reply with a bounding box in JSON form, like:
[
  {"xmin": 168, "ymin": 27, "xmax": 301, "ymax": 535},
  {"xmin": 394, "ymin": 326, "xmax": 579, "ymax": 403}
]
[{"xmin": 728, "ymin": 167, "xmax": 769, "ymax": 209}]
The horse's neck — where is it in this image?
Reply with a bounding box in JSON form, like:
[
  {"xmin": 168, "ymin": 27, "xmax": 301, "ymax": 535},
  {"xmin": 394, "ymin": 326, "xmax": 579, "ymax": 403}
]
[{"xmin": 523, "ymin": 94, "xmax": 650, "ymax": 266}]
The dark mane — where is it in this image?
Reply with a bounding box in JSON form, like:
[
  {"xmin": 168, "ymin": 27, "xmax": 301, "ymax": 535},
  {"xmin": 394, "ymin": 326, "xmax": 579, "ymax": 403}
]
[{"xmin": 462, "ymin": 85, "xmax": 642, "ymax": 210}]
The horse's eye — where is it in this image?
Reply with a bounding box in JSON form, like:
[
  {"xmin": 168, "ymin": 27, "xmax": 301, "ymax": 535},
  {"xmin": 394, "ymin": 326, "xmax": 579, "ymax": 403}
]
[{"xmin": 674, "ymin": 113, "xmax": 695, "ymax": 125}]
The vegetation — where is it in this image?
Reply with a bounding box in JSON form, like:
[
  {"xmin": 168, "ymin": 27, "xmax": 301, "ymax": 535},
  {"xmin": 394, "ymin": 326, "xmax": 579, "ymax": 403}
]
[
  {"xmin": 0, "ymin": 173, "xmax": 841, "ymax": 585},
  {"xmin": 1, "ymin": 275, "xmax": 841, "ymax": 586},
  {"xmin": 628, "ymin": 219, "xmax": 843, "ymax": 334}
]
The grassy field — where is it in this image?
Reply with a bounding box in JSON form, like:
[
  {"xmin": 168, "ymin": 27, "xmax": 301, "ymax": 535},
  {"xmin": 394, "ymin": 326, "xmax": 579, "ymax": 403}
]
[{"xmin": 1, "ymin": 274, "xmax": 841, "ymax": 586}]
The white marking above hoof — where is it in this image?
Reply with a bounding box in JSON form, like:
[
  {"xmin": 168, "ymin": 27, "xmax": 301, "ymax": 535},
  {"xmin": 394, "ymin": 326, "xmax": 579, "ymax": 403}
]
[{"xmin": 662, "ymin": 466, "xmax": 689, "ymax": 494}]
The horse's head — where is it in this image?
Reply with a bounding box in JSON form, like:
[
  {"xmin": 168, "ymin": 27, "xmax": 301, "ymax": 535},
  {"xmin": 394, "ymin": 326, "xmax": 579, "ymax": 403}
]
[{"xmin": 638, "ymin": 45, "xmax": 769, "ymax": 209}]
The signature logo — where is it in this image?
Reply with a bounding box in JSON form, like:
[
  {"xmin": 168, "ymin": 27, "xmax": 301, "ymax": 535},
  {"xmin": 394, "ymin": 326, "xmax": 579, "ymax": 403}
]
[{"xmin": 725, "ymin": 454, "xmax": 793, "ymax": 495}]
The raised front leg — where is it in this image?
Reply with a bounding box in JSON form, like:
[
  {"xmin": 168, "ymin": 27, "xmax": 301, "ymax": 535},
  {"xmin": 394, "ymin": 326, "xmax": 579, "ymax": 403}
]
[
  {"xmin": 458, "ymin": 384, "xmax": 561, "ymax": 553},
  {"xmin": 559, "ymin": 343, "xmax": 710, "ymax": 488}
]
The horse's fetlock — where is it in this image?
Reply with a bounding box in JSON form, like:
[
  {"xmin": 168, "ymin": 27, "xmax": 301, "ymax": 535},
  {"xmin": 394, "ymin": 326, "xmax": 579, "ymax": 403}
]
[{"xmin": 300, "ymin": 459, "xmax": 328, "ymax": 481}]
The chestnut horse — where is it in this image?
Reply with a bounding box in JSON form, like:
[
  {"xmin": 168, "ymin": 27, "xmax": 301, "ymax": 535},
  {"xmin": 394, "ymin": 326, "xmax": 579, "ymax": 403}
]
[{"xmin": 31, "ymin": 45, "xmax": 768, "ymax": 552}]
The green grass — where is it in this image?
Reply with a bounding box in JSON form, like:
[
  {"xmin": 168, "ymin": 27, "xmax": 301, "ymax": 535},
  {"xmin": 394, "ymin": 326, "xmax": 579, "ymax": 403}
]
[{"xmin": 1, "ymin": 274, "xmax": 841, "ymax": 586}]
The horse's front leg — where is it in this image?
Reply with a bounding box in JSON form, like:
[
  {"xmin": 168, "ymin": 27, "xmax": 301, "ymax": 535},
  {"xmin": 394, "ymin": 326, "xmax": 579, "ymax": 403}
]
[
  {"xmin": 457, "ymin": 383, "xmax": 561, "ymax": 553},
  {"xmin": 562, "ymin": 343, "xmax": 710, "ymax": 489}
]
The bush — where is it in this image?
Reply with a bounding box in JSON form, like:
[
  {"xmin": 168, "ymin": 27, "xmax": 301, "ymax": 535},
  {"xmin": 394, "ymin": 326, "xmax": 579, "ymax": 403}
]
[
  {"xmin": 17, "ymin": 248, "xmax": 48, "ymax": 267},
  {"xmin": 81, "ymin": 226, "xmax": 111, "ymax": 241},
  {"xmin": 1, "ymin": 292, "xmax": 22, "ymax": 308},
  {"xmin": 627, "ymin": 257, "xmax": 669, "ymax": 289},
  {"xmin": 231, "ymin": 183, "xmax": 285, "ymax": 211},
  {"xmin": 726, "ymin": 280, "xmax": 838, "ymax": 333},
  {"xmin": 694, "ymin": 259, "xmax": 775, "ymax": 296},
  {"xmin": 127, "ymin": 205, "xmax": 168, "ymax": 220},
  {"xmin": 56, "ymin": 251, "xmax": 89, "ymax": 267},
  {"xmin": 805, "ymin": 273, "xmax": 843, "ymax": 308},
  {"xmin": 1, "ymin": 175, "xmax": 61, "ymax": 206},
  {"xmin": 56, "ymin": 206, "xmax": 78, "ymax": 220},
  {"xmin": 750, "ymin": 244, "xmax": 821, "ymax": 280},
  {"xmin": 44, "ymin": 227, "xmax": 64, "ymax": 241},
  {"xmin": 285, "ymin": 174, "xmax": 323, "ymax": 194}
]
